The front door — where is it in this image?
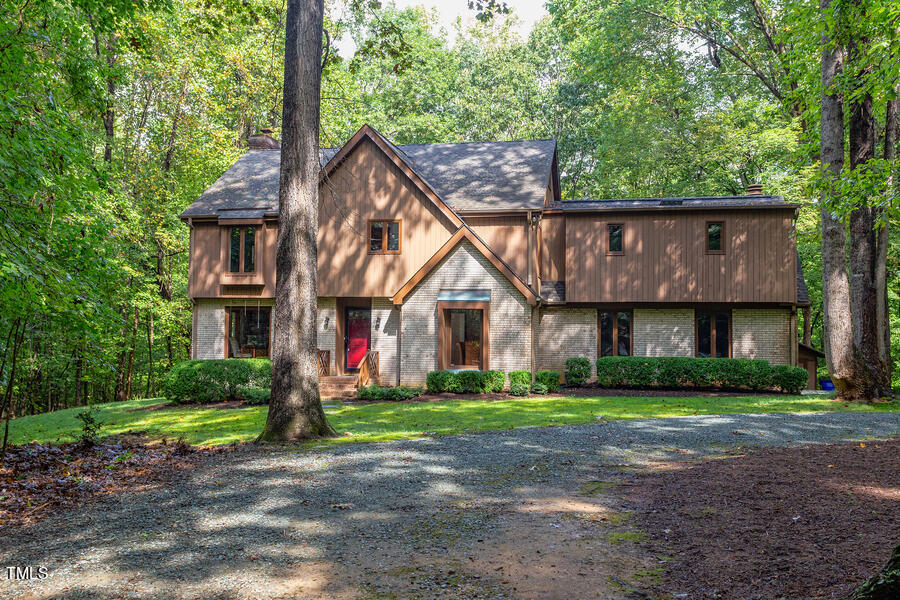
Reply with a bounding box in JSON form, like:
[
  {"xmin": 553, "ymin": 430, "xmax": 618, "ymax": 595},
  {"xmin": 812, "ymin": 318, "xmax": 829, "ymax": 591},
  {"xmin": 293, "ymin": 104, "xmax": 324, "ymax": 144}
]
[{"xmin": 344, "ymin": 307, "xmax": 371, "ymax": 371}]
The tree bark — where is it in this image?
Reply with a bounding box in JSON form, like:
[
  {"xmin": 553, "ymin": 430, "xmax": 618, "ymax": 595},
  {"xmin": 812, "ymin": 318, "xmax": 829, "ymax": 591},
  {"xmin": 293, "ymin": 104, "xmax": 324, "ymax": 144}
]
[
  {"xmin": 845, "ymin": 542, "xmax": 900, "ymax": 600},
  {"xmin": 259, "ymin": 0, "xmax": 334, "ymax": 441},
  {"xmin": 819, "ymin": 0, "xmax": 867, "ymax": 401}
]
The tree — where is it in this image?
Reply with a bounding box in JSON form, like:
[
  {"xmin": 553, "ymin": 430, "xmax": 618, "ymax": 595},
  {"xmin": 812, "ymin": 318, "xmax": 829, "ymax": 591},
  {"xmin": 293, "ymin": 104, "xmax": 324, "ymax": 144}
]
[{"xmin": 259, "ymin": 0, "xmax": 335, "ymax": 441}]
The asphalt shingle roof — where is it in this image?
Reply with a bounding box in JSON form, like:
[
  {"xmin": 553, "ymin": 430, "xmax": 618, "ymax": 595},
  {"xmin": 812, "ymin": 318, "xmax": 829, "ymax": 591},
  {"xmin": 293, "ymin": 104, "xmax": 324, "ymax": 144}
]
[
  {"xmin": 180, "ymin": 138, "xmax": 556, "ymax": 219},
  {"xmin": 549, "ymin": 196, "xmax": 795, "ymax": 211}
]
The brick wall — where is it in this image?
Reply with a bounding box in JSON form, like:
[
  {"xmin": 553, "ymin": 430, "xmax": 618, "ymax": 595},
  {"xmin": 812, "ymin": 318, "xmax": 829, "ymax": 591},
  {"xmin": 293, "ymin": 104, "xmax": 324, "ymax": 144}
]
[
  {"xmin": 317, "ymin": 297, "xmax": 336, "ymax": 373},
  {"xmin": 400, "ymin": 241, "xmax": 532, "ymax": 384},
  {"xmin": 536, "ymin": 308, "xmax": 597, "ymax": 380},
  {"xmin": 194, "ymin": 300, "xmax": 226, "ymax": 359},
  {"xmin": 633, "ymin": 309, "xmax": 695, "ymax": 357},
  {"xmin": 732, "ymin": 308, "xmax": 792, "ymax": 365},
  {"xmin": 371, "ymin": 298, "xmax": 399, "ymax": 385}
]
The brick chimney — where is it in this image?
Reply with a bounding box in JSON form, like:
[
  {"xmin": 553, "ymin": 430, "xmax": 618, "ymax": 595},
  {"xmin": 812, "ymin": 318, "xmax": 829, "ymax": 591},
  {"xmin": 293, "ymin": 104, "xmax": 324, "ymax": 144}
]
[
  {"xmin": 248, "ymin": 129, "xmax": 280, "ymax": 150},
  {"xmin": 746, "ymin": 182, "xmax": 763, "ymax": 196}
]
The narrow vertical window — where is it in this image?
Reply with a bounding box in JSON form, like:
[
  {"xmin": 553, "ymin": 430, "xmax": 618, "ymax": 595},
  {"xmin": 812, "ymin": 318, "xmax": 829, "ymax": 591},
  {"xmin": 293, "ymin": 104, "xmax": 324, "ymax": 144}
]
[
  {"xmin": 706, "ymin": 222, "xmax": 724, "ymax": 253},
  {"xmin": 608, "ymin": 224, "xmax": 623, "ymax": 253},
  {"xmin": 696, "ymin": 310, "xmax": 731, "ymax": 358},
  {"xmin": 229, "ymin": 227, "xmax": 241, "ymax": 273},
  {"xmin": 617, "ymin": 312, "xmax": 631, "ymax": 356},
  {"xmin": 598, "ymin": 310, "xmax": 632, "ymax": 357},
  {"xmin": 368, "ymin": 220, "xmax": 401, "ymax": 254},
  {"xmin": 243, "ymin": 227, "xmax": 255, "ymax": 273},
  {"xmin": 228, "ymin": 227, "xmax": 256, "ymax": 273}
]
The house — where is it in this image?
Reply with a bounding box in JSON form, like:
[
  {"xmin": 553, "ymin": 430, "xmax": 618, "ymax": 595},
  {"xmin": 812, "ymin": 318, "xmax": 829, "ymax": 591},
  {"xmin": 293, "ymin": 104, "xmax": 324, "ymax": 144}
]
[{"xmin": 181, "ymin": 124, "xmax": 813, "ymax": 390}]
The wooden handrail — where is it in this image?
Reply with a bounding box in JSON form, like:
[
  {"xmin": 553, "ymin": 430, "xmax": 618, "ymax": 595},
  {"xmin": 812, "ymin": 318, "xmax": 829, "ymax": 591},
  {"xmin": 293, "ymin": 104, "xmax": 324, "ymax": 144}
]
[
  {"xmin": 357, "ymin": 350, "xmax": 379, "ymax": 387},
  {"xmin": 317, "ymin": 349, "xmax": 330, "ymax": 376}
]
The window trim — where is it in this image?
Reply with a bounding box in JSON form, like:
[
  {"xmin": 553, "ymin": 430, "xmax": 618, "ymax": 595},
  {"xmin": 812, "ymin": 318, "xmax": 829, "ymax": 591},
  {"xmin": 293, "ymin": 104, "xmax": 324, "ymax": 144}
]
[
  {"xmin": 228, "ymin": 226, "xmax": 257, "ymax": 273},
  {"xmin": 694, "ymin": 309, "xmax": 732, "ymax": 358},
  {"xmin": 606, "ymin": 223, "xmax": 624, "ymax": 255},
  {"xmin": 368, "ymin": 219, "xmax": 402, "ymax": 254},
  {"xmin": 705, "ymin": 221, "xmax": 726, "ymax": 255},
  {"xmin": 597, "ymin": 309, "xmax": 633, "ymax": 357},
  {"xmin": 437, "ymin": 300, "xmax": 489, "ymax": 370},
  {"xmin": 224, "ymin": 305, "xmax": 272, "ymax": 359}
]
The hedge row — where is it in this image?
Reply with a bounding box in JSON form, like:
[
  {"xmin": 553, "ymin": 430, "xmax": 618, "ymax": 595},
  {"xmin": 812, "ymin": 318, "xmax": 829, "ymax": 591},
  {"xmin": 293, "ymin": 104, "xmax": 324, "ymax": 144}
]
[
  {"xmin": 163, "ymin": 359, "xmax": 272, "ymax": 404},
  {"xmin": 357, "ymin": 385, "xmax": 424, "ymax": 402},
  {"xmin": 594, "ymin": 356, "xmax": 807, "ymax": 394},
  {"xmin": 425, "ymin": 370, "xmax": 506, "ymax": 393}
]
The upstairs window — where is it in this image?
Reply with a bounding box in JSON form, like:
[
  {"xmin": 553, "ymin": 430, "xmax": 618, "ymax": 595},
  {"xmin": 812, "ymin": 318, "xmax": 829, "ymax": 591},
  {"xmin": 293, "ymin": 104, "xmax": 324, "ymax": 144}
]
[
  {"xmin": 607, "ymin": 224, "xmax": 623, "ymax": 254},
  {"xmin": 229, "ymin": 227, "xmax": 256, "ymax": 273},
  {"xmin": 706, "ymin": 222, "xmax": 724, "ymax": 254},
  {"xmin": 696, "ymin": 310, "xmax": 731, "ymax": 358},
  {"xmin": 598, "ymin": 310, "xmax": 632, "ymax": 357},
  {"xmin": 369, "ymin": 220, "xmax": 401, "ymax": 254}
]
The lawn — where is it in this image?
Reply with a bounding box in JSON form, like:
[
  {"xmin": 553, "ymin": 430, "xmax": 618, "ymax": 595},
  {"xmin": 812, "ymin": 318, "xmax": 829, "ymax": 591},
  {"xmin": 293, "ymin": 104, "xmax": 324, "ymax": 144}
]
[{"xmin": 6, "ymin": 393, "xmax": 899, "ymax": 447}]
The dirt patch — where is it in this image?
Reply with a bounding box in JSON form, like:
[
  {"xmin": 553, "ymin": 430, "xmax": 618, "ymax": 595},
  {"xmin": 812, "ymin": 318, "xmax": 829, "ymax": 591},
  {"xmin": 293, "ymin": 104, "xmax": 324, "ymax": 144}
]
[
  {"xmin": 628, "ymin": 438, "xmax": 900, "ymax": 599},
  {"xmin": 0, "ymin": 436, "xmax": 230, "ymax": 528}
]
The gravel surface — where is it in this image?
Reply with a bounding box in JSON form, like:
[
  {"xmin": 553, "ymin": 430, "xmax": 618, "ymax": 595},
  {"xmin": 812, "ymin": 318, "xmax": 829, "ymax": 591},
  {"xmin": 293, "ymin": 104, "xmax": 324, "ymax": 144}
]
[{"xmin": 2, "ymin": 412, "xmax": 898, "ymax": 600}]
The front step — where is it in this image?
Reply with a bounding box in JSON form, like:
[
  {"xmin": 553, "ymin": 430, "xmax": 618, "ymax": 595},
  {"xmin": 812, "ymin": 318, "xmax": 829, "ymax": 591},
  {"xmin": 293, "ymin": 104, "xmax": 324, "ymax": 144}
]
[{"xmin": 319, "ymin": 375, "xmax": 358, "ymax": 400}]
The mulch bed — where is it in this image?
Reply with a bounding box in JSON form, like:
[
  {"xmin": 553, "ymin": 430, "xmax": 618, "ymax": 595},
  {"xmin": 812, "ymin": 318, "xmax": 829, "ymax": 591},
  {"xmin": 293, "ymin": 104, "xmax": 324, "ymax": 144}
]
[
  {"xmin": 628, "ymin": 438, "xmax": 900, "ymax": 599},
  {"xmin": 0, "ymin": 436, "xmax": 229, "ymax": 528}
]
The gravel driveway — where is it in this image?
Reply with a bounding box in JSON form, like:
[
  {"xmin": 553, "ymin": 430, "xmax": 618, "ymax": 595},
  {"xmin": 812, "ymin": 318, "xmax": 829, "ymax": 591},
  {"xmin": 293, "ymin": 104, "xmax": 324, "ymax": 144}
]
[{"xmin": 3, "ymin": 412, "xmax": 898, "ymax": 600}]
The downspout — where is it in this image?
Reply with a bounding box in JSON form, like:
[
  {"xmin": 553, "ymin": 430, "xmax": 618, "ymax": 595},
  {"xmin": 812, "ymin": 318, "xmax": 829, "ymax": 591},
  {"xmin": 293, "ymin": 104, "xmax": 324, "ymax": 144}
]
[
  {"xmin": 526, "ymin": 211, "xmax": 533, "ymax": 286},
  {"xmin": 396, "ymin": 306, "xmax": 402, "ymax": 386}
]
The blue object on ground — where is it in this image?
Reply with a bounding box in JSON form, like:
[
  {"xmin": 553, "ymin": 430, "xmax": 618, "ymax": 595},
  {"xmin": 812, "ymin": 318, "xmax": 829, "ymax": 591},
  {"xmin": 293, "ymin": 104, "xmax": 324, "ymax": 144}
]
[{"xmin": 820, "ymin": 379, "xmax": 835, "ymax": 391}]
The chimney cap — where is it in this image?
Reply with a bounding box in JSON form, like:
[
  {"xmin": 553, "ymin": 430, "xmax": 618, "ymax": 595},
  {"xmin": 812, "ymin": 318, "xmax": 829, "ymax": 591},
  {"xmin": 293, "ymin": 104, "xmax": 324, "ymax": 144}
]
[
  {"xmin": 747, "ymin": 182, "xmax": 763, "ymax": 196},
  {"xmin": 248, "ymin": 131, "xmax": 280, "ymax": 150}
]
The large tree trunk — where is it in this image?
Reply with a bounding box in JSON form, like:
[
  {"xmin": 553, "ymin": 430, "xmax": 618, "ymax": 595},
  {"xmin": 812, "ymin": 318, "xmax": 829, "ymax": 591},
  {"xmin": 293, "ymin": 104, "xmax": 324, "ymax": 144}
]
[
  {"xmin": 259, "ymin": 0, "xmax": 334, "ymax": 441},
  {"xmin": 819, "ymin": 0, "xmax": 868, "ymax": 400},
  {"xmin": 845, "ymin": 542, "xmax": 900, "ymax": 600}
]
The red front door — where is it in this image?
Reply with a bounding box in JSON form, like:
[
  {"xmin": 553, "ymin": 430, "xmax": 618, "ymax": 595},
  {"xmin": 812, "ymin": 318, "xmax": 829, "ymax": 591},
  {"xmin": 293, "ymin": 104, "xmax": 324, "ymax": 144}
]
[{"xmin": 345, "ymin": 307, "xmax": 371, "ymax": 370}]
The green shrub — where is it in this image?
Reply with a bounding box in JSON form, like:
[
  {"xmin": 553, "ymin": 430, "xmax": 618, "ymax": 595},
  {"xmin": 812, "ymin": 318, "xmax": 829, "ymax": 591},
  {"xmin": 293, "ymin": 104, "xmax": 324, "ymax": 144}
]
[
  {"xmin": 457, "ymin": 370, "xmax": 488, "ymax": 393},
  {"xmin": 239, "ymin": 386, "xmax": 270, "ymax": 405},
  {"xmin": 75, "ymin": 409, "xmax": 103, "ymax": 445},
  {"xmin": 163, "ymin": 359, "xmax": 272, "ymax": 404},
  {"xmin": 564, "ymin": 357, "xmax": 591, "ymax": 386},
  {"xmin": 771, "ymin": 365, "xmax": 808, "ymax": 395},
  {"xmin": 594, "ymin": 356, "xmax": 803, "ymax": 393},
  {"xmin": 484, "ymin": 370, "xmax": 506, "ymax": 393},
  {"xmin": 509, "ymin": 382, "xmax": 530, "ymax": 396},
  {"xmin": 509, "ymin": 370, "xmax": 531, "ymax": 388},
  {"xmin": 357, "ymin": 385, "xmax": 424, "ymax": 402},
  {"xmin": 531, "ymin": 382, "xmax": 549, "ymax": 395},
  {"xmin": 534, "ymin": 370, "xmax": 561, "ymax": 393},
  {"xmin": 426, "ymin": 370, "xmax": 459, "ymax": 393}
]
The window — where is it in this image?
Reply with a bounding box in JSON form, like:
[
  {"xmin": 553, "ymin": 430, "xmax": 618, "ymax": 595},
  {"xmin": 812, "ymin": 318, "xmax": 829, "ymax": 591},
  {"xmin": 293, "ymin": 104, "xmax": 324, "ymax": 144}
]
[
  {"xmin": 228, "ymin": 227, "xmax": 256, "ymax": 273},
  {"xmin": 696, "ymin": 310, "xmax": 731, "ymax": 358},
  {"xmin": 438, "ymin": 301, "xmax": 489, "ymax": 370},
  {"xmin": 369, "ymin": 220, "xmax": 401, "ymax": 254},
  {"xmin": 226, "ymin": 307, "xmax": 270, "ymax": 358},
  {"xmin": 598, "ymin": 310, "xmax": 632, "ymax": 357},
  {"xmin": 706, "ymin": 222, "xmax": 724, "ymax": 254},
  {"xmin": 607, "ymin": 224, "xmax": 623, "ymax": 254}
]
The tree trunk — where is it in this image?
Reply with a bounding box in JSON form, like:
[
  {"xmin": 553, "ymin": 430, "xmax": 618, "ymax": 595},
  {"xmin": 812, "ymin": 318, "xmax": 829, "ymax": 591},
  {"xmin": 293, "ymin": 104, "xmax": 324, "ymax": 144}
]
[
  {"xmin": 146, "ymin": 312, "xmax": 154, "ymax": 397},
  {"xmin": 819, "ymin": 0, "xmax": 867, "ymax": 401},
  {"xmin": 845, "ymin": 542, "xmax": 900, "ymax": 600},
  {"xmin": 259, "ymin": 0, "xmax": 334, "ymax": 441},
  {"xmin": 802, "ymin": 306, "xmax": 812, "ymax": 346},
  {"xmin": 125, "ymin": 309, "xmax": 138, "ymax": 400}
]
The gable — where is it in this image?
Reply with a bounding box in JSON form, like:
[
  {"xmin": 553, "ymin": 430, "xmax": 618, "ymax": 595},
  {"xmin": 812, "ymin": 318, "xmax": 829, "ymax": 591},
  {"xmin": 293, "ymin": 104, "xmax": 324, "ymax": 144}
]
[{"xmin": 318, "ymin": 136, "xmax": 459, "ymax": 297}]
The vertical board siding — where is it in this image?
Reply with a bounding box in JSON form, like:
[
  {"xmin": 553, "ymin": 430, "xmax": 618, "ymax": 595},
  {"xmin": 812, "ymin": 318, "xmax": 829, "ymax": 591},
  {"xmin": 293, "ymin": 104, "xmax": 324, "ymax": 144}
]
[
  {"xmin": 465, "ymin": 216, "xmax": 529, "ymax": 279},
  {"xmin": 318, "ymin": 137, "xmax": 457, "ymax": 297},
  {"xmin": 564, "ymin": 209, "xmax": 796, "ymax": 303},
  {"xmin": 539, "ymin": 213, "xmax": 566, "ymax": 282}
]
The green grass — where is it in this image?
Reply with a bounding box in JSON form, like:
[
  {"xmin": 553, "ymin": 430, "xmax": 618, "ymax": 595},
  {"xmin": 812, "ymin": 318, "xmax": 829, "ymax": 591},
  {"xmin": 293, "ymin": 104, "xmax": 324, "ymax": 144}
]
[{"xmin": 5, "ymin": 393, "xmax": 899, "ymax": 448}]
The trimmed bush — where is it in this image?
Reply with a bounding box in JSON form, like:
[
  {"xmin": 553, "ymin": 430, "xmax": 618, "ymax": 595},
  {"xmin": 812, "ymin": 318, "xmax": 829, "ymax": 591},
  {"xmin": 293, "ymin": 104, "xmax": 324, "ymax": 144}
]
[
  {"xmin": 534, "ymin": 370, "xmax": 561, "ymax": 393},
  {"xmin": 531, "ymin": 382, "xmax": 549, "ymax": 395},
  {"xmin": 484, "ymin": 370, "xmax": 506, "ymax": 393},
  {"xmin": 594, "ymin": 356, "xmax": 805, "ymax": 393},
  {"xmin": 163, "ymin": 359, "xmax": 271, "ymax": 404},
  {"xmin": 771, "ymin": 365, "xmax": 808, "ymax": 395},
  {"xmin": 456, "ymin": 370, "xmax": 485, "ymax": 393},
  {"xmin": 240, "ymin": 386, "xmax": 270, "ymax": 405},
  {"xmin": 509, "ymin": 382, "xmax": 530, "ymax": 396},
  {"xmin": 357, "ymin": 385, "xmax": 424, "ymax": 402},
  {"xmin": 509, "ymin": 370, "xmax": 531, "ymax": 388},
  {"xmin": 564, "ymin": 357, "xmax": 591, "ymax": 386},
  {"xmin": 426, "ymin": 370, "xmax": 459, "ymax": 393}
]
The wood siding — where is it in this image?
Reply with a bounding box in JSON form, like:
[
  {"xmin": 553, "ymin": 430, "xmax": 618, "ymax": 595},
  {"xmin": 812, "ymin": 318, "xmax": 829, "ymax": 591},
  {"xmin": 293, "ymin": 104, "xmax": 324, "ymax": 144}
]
[
  {"xmin": 539, "ymin": 213, "xmax": 566, "ymax": 282},
  {"xmin": 564, "ymin": 209, "xmax": 796, "ymax": 303},
  {"xmin": 465, "ymin": 216, "xmax": 528, "ymax": 280},
  {"xmin": 188, "ymin": 220, "xmax": 277, "ymax": 298},
  {"xmin": 318, "ymin": 137, "xmax": 458, "ymax": 297}
]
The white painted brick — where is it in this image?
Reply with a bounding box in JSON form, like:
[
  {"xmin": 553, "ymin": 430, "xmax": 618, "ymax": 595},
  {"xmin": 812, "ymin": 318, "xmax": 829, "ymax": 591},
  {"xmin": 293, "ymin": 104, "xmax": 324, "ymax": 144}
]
[
  {"xmin": 194, "ymin": 300, "xmax": 226, "ymax": 359},
  {"xmin": 732, "ymin": 308, "xmax": 792, "ymax": 365},
  {"xmin": 371, "ymin": 298, "xmax": 399, "ymax": 385},
  {"xmin": 633, "ymin": 309, "xmax": 695, "ymax": 357},
  {"xmin": 536, "ymin": 308, "xmax": 597, "ymax": 380},
  {"xmin": 317, "ymin": 297, "xmax": 336, "ymax": 372},
  {"xmin": 399, "ymin": 241, "xmax": 531, "ymax": 384}
]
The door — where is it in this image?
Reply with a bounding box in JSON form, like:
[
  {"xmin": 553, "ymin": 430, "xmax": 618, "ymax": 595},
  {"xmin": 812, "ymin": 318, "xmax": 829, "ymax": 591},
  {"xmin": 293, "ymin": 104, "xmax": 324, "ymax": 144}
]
[{"xmin": 344, "ymin": 307, "xmax": 371, "ymax": 370}]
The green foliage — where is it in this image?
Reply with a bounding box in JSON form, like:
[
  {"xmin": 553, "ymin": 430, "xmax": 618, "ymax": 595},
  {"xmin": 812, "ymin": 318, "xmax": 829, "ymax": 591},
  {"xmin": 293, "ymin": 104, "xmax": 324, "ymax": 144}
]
[
  {"xmin": 508, "ymin": 370, "xmax": 532, "ymax": 388},
  {"xmin": 357, "ymin": 385, "xmax": 424, "ymax": 402},
  {"xmin": 595, "ymin": 357, "xmax": 804, "ymax": 393},
  {"xmin": 426, "ymin": 370, "xmax": 459, "ymax": 393},
  {"xmin": 534, "ymin": 370, "xmax": 561, "ymax": 393},
  {"xmin": 531, "ymin": 382, "xmax": 549, "ymax": 395},
  {"xmin": 509, "ymin": 382, "xmax": 531, "ymax": 396},
  {"xmin": 163, "ymin": 359, "xmax": 272, "ymax": 404},
  {"xmin": 239, "ymin": 386, "xmax": 271, "ymax": 406},
  {"xmin": 564, "ymin": 357, "xmax": 591, "ymax": 386},
  {"xmin": 484, "ymin": 370, "xmax": 506, "ymax": 393},
  {"xmin": 75, "ymin": 409, "xmax": 103, "ymax": 445}
]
